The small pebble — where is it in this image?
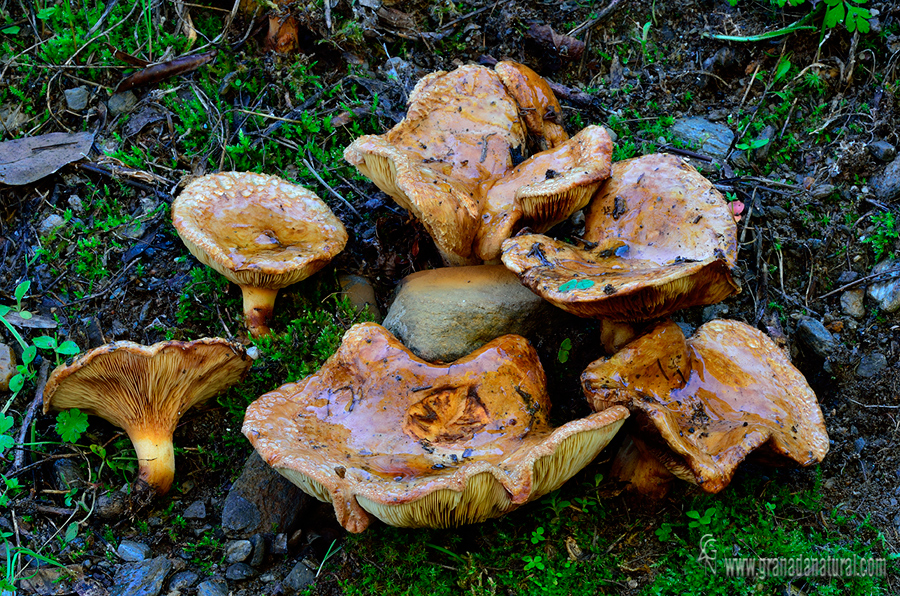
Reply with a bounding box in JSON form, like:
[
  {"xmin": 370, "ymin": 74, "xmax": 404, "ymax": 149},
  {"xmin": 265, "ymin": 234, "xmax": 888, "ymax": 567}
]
[
  {"xmin": 116, "ymin": 540, "xmax": 151, "ymax": 562},
  {"xmin": 183, "ymin": 500, "xmax": 207, "ymax": 520},
  {"xmin": 225, "ymin": 540, "xmax": 253, "ymax": 564},
  {"xmin": 225, "ymin": 562, "xmax": 256, "ymax": 581},
  {"xmin": 197, "ymin": 578, "xmax": 229, "ymax": 596},
  {"xmin": 64, "ymin": 86, "xmax": 89, "ymax": 111}
]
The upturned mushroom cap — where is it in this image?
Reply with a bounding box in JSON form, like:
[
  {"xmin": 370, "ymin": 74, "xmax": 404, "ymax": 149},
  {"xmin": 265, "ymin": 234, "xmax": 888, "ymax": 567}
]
[
  {"xmin": 500, "ymin": 154, "xmax": 740, "ymax": 320},
  {"xmin": 243, "ymin": 323, "xmax": 628, "ymax": 532},
  {"xmin": 43, "ymin": 338, "xmax": 252, "ymax": 496},
  {"xmin": 172, "ymin": 172, "xmax": 348, "ymax": 337},
  {"xmin": 474, "ymin": 125, "xmax": 613, "ymax": 261},
  {"xmin": 494, "ymin": 61, "xmax": 568, "ymax": 150},
  {"xmin": 581, "ymin": 319, "xmax": 829, "ymax": 494},
  {"xmin": 344, "ymin": 65, "xmax": 526, "ymax": 265}
]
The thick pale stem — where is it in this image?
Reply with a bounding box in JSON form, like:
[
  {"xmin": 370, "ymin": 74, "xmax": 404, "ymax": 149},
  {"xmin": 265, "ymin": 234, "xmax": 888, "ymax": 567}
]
[
  {"xmin": 131, "ymin": 432, "xmax": 176, "ymax": 496},
  {"xmin": 241, "ymin": 286, "xmax": 279, "ymax": 338}
]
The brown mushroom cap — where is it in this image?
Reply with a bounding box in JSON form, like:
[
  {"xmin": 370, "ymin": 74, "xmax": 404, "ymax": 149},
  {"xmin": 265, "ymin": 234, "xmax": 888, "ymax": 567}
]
[
  {"xmin": 494, "ymin": 61, "xmax": 568, "ymax": 149},
  {"xmin": 172, "ymin": 172, "xmax": 348, "ymax": 337},
  {"xmin": 344, "ymin": 65, "xmax": 526, "ymax": 266},
  {"xmin": 243, "ymin": 323, "xmax": 628, "ymax": 532},
  {"xmin": 500, "ymin": 154, "xmax": 740, "ymax": 321},
  {"xmin": 581, "ymin": 319, "xmax": 829, "ymax": 494},
  {"xmin": 43, "ymin": 338, "xmax": 252, "ymax": 496},
  {"xmin": 475, "ymin": 125, "xmax": 613, "ymax": 262}
]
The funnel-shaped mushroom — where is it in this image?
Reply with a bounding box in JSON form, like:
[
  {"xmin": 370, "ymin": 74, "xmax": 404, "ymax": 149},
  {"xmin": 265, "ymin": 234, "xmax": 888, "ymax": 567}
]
[
  {"xmin": 43, "ymin": 339, "xmax": 251, "ymax": 496},
  {"xmin": 474, "ymin": 125, "xmax": 613, "ymax": 261},
  {"xmin": 172, "ymin": 172, "xmax": 348, "ymax": 337},
  {"xmin": 344, "ymin": 65, "xmax": 526, "ymax": 266},
  {"xmin": 243, "ymin": 323, "xmax": 628, "ymax": 532},
  {"xmin": 501, "ymin": 154, "xmax": 740, "ymax": 320},
  {"xmin": 581, "ymin": 319, "xmax": 829, "ymax": 495}
]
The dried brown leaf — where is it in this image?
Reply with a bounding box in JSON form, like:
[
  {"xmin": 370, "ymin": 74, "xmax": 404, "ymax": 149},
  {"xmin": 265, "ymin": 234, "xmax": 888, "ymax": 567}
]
[{"xmin": 0, "ymin": 131, "xmax": 94, "ymax": 186}]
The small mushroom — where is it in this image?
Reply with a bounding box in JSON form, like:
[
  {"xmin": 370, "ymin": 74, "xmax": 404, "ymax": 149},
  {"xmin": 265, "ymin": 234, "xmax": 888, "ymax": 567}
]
[
  {"xmin": 500, "ymin": 154, "xmax": 740, "ymax": 321},
  {"xmin": 494, "ymin": 61, "xmax": 568, "ymax": 150},
  {"xmin": 474, "ymin": 125, "xmax": 613, "ymax": 262},
  {"xmin": 43, "ymin": 338, "xmax": 252, "ymax": 496},
  {"xmin": 243, "ymin": 323, "xmax": 628, "ymax": 532},
  {"xmin": 344, "ymin": 65, "xmax": 526, "ymax": 265},
  {"xmin": 172, "ymin": 172, "xmax": 348, "ymax": 337},
  {"xmin": 581, "ymin": 319, "xmax": 829, "ymax": 495}
]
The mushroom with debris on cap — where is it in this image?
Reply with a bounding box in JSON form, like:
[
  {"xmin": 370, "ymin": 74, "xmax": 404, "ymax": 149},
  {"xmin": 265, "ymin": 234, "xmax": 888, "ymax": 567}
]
[
  {"xmin": 172, "ymin": 172, "xmax": 348, "ymax": 338},
  {"xmin": 474, "ymin": 125, "xmax": 613, "ymax": 262},
  {"xmin": 494, "ymin": 61, "xmax": 569, "ymax": 151},
  {"xmin": 581, "ymin": 319, "xmax": 829, "ymax": 497},
  {"xmin": 43, "ymin": 338, "xmax": 252, "ymax": 496},
  {"xmin": 344, "ymin": 64, "xmax": 527, "ymax": 266},
  {"xmin": 500, "ymin": 153, "xmax": 740, "ymax": 321},
  {"xmin": 243, "ymin": 322, "xmax": 628, "ymax": 532}
]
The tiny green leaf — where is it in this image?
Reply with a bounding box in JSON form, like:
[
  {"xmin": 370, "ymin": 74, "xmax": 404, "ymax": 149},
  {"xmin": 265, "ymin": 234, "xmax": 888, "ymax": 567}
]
[
  {"xmin": 56, "ymin": 409, "xmax": 90, "ymax": 444},
  {"xmin": 18, "ymin": 311, "xmax": 32, "ymax": 320},
  {"xmin": 1, "ymin": 25, "xmax": 21, "ymax": 35},
  {"xmin": 21, "ymin": 345, "xmax": 36, "ymax": 365},
  {"xmin": 9, "ymin": 374, "xmax": 24, "ymax": 394},
  {"xmin": 56, "ymin": 341, "xmax": 81, "ymax": 356},
  {"xmin": 32, "ymin": 336, "xmax": 57, "ymax": 350},
  {"xmin": 64, "ymin": 522, "xmax": 79, "ymax": 543},
  {"xmin": 14, "ymin": 281, "xmax": 30, "ymax": 303}
]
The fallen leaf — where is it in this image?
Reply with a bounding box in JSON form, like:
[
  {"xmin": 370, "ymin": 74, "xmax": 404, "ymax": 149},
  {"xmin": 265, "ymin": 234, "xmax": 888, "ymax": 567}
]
[
  {"xmin": 2, "ymin": 311, "xmax": 58, "ymax": 329},
  {"xmin": 0, "ymin": 131, "xmax": 94, "ymax": 186}
]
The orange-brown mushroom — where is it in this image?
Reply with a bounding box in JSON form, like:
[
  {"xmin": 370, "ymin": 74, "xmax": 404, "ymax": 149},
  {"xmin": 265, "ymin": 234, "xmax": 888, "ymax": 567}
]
[
  {"xmin": 172, "ymin": 172, "xmax": 347, "ymax": 337},
  {"xmin": 474, "ymin": 125, "xmax": 613, "ymax": 262},
  {"xmin": 494, "ymin": 61, "xmax": 568, "ymax": 150},
  {"xmin": 344, "ymin": 65, "xmax": 526, "ymax": 266},
  {"xmin": 243, "ymin": 323, "xmax": 628, "ymax": 532},
  {"xmin": 581, "ymin": 319, "xmax": 829, "ymax": 496},
  {"xmin": 500, "ymin": 154, "xmax": 740, "ymax": 320},
  {"xmin": 43, "ymin": 339, "xmax": 251, "ymax": 496}
]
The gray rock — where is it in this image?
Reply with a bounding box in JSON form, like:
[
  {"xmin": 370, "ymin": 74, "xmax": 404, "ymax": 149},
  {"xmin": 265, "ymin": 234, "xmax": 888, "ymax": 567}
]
[
  {"xmin": 109, "ymin": 556, "xmax": 172, "ymax": 596},
  {"xmin": 284, "ymin": 561, "xmax": 316, "ymax": 593},
  {"xmin": 272, "ymin": 533, "xmax": 288, "ymax": 555},
  {"xmin": 64, "ymin": 86, "xmax": 89, "ymax": 111},
  {"xmin": 117, "ymin": 540, "xmax": 151, "ymax": 562},
  {"xmin": 96, "ymin": 489, "xmax": 127, "ymax": 519},
  {"xmin": 766, "ymin": 205, "xmax": 789, "ymax": 219},
  {"xmin": 169, "ymin": 570, "xmax": 199, "ymax": 591},
  {"xmin": 225, "ymin": 540, "xmax": 253, "ymax": 564},
  {"xmin": 67, "ymin": 195, "xmax": 84, "ymax": 212},
  {"xmin": 670, "ymin": 117, "xmax": 734, "ymax": 159},
  {"xmin": 249, "ymin": 533, "xmax": 267, "ymax": 567},
  {"xmin": 857, "ymin": 353, "xmax": 888, "ymax": 378},
  {"xmin": 872, "ymin": 157, "xmax": 900, "ymax": 202},
  {"xmin": 382, "ymin": 265, "xmax": 548, "ymax": 362},
  {"xmin": 730, "ymin": 149, "xmax": 750, "ymax": 169},
  {"xmin": 0, "ymin": 343, "xmax": 13, "ymax": 392},
  {"xmin": 869, "ymin": 140, "xmax": 897, "ymax": 162},
  {"xmin": 338, "ymin": 274, "xmax": 382, "ymax": 319},
  {"xmin": 183, "ymin": 500, "xmax": 207, "ymax": 519},
  {"xmin": 840, "ymin": 289, "xmax": 866, "ymax": 319},
  {"xmin": 809, "ymin": 184, "xmax": 836, "ymax": 200},
  {"xmin": 867, "ymin": 260, "xmax": 900, "ymax": 313},
  {"xmin": 837, "ymin": 270, "xmax": 860, "ymax": 284},
  {"xmin": 38, "ymin": 214, "xmax": 65, "ymax": 235},
  {"xmin": 752, "ymin": 125, "xmax": 776, "ymax": 162},
  {"xmin": 225, "ymin": 562, "xmax": 256, "ymax": 581},
  {"xmin": 854, "ymin": 437, "xmax": 867, "ymax": 452},
  {"xmin": 795, "ymin": 317, "xmax": 835, "ymax": 359},
  {"xmin": 197, "ymin": 578, "xmax": 229, "ymax": 596},
  {"xmin": 221, "ymin": 452, "xmax": 310, "ymax": 538},
  {"xmin": 107, "ymin": 91, "xmax": 138, "ymax": 116},
  {"xmin": 701, "ymin": 303, "xmax": 730, "ymax": 323}
]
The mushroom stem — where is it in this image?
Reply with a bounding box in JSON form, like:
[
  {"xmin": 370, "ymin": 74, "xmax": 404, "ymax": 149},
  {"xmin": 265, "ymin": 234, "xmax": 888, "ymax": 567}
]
[
  {"xmin": 241, "ymin": 286, "xmax": 280, "ymax": 338},
  {"xmin": 131, "ymin": 432, "xmax": 176, "ymax": 496}
]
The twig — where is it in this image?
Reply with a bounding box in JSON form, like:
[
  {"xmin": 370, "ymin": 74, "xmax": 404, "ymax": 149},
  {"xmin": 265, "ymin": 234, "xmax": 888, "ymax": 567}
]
[
  {"xmin": 6, "ymin": 453, "xmax": 80, "ymax": 479},
  {"xmin": 816, "ymin": 267, "xmax": 900, "ymax": 300},
  {"xmin": 301, "ymin": 157, "xmax": 363, "ymax": 220},
  {"xmin": 439, "ymin": 6, "xmax": 489, "ymax": 30},
  {"xmin": 848, "ymin": 399, "xmax": 900, "ymax": 409},
  {"xmin": 568, "ymin": 0, "xmax": 625, "ymax": 37},
  {"xmin": 9, "ymin": 359, "xmax": 50, "ymax": 474}
]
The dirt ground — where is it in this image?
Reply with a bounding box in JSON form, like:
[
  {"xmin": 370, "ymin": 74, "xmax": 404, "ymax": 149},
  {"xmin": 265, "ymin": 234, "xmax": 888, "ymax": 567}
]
[{"xmin": 1, "ymin": 0, "xmax": 899, "ymax": 594}]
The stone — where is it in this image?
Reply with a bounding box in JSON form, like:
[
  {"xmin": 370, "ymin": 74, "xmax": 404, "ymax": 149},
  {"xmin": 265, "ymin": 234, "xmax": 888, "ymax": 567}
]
[
  {"xmin": 183, "ymin": 500, "xmax": 207, "ymax": 519},
  {"xmin": 107, "ymin": 91, "xmax": 138, "ymax": 116},
  {"xmin": 795, "ymin": 317, "xmax": 835, "ymax": 360},
  {"xmin": 867, "ymin": 260, "xmax": 900, "ymax": 313},
  {"xmin": 225, "ymin": 540, "xmax": 253, "ymax": 563},
  {"xmin": 67, "ymin": 195, "xmax": 84, "ymax": 212},
  {"xmin": 117, "ymin": 540, "xmax": 152, "ymax": 562},
  {"xmin": 38, "ymin": 214, "xmax": 66, "ymax": 235},
  {"xmin": 840, "ymin": 289, "xmax": 866, "ymax": 319},
  {"xmin": 857, "ymin": 353, "xmax": 888, "ymax": 379},
  {"xmin": 338, "ymin": 274, "xmax": 382, "ymax": 319},
  {"xmin": 196, "ymin": 578, "xmax": 229, "ymax": 596},
  {"xmin": 225, "ymin": 562, "xmax": 256, "ymax": 581},
  {"xmin": 670, "ymin": 117, "xmax": 735, "ymax": 159},
  {"xmin": 869, "ymin": 140, "xmax": 897, "ymax": 162},
  {"xmin": 700, "ymin": 303, "xmax": 729, "ymax": 323},
  {"xmin": 766, "ymin": 205, "xmax": 789, "ymax": 219},
  {"xmin": 272, "ymin": 533, "xmax": 288, "ymax": 555},
  {"xmin": 752, "ymin": 124, "xmax": 776, "ymax": 162},
  {"xmin": 809, "ymin": 184, "xmax": 836, "ymax": 200},
  {"xmin": 871, "ymin": 157, "xmax": 900, "ymax": 202},
  {"xmin": 284, "ymin": 561, "xmax": 316, "ymax": 594},
  {"xmin": 854, "ymin": 437, "xmax": 867, "ymax": 452},
  {"xmin": 96, "ymin": 489, "xmax": 127, "ymax": 519},
  {"xmin": 52, "ymin": 460, "xmax": 83, "ymax": 492},
  {"xmin": 64, "ymin": 87, "xmax": 89, "ymax": 111},
  {"xmin": 249, "ymin": 533, "xmax": 267, "ymax": 567},
  {"xmin": 0, "ymin": 343, "xmax": 15, "ymax": 391},
  {"xmin": 837, "ymin": 270, "xmax": 860, "ymax": 284},
  {"xmin": 382, "ymin": 265, "xmax": 548, "ymax": 362},
  {"xmin": 109, "ymin": 556, "xmax": 172, "ymax": 596},
  {"xmin": 221, "ymin": 452, "xmax": 310, "ymax": 538},
  {"xmin": 168, "ymin": 570, "xmax": 199, "ymax": 591}
]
